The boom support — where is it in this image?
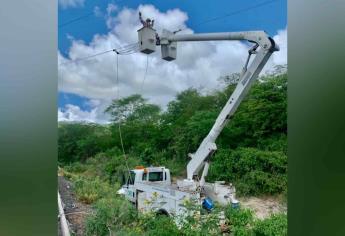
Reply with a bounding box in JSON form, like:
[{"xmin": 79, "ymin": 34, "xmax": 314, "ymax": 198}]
[{"xmin": 186, "ymin": 37, "xmax": 278, "ymax": 183}]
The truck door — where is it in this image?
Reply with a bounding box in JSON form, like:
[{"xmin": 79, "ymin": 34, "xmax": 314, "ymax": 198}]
[{"xmin": 125, "ymin": 171, "xmax": 136, "ymax": 203}]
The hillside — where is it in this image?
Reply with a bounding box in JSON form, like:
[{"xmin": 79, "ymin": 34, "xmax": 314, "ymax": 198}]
[{"xmin": 58, "ymin": 72, "xmax": 287, "ymax": 235}]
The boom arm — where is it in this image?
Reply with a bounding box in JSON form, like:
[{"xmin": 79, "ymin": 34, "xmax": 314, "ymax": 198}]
[{"xmin": 162, "ymin": 32, "xmax": 280, "ymax": 182}]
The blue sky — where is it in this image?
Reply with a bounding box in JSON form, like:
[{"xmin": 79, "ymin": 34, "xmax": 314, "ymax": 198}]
[{"xmin": 58, "ymin": 0, "xmax": 287, "ymax": 122}]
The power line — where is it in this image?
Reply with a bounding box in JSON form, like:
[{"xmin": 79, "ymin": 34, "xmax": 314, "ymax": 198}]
[
  {"xmin": 59, "ymin": 43, "xmax": 139, "ymax": 66},
  {"xmin": 178, "ymin": 0, "xmax": 280, "ymax": 32},
  {"xmin": 114, "ymin": 52, "xmax": 132, "ymax": 180},
  {"xmin": 59, "ymin": 12, "xmax": 94, "ymax": 28},
  {"xmin": 60, "ymin": 0, "xmax": 279, "ymax": 29},
  {"xmin": 139, "ymin": 55, "xmax": 149, "ymax": 94},
  {"xmin": 59, "ymin": 49, "xmax": 114, "ymax": 65},
  {"xmin": 59, "ymin": 0, "xmax": 281, "ymax": 65},
  {"xmin": 195, "ymin": 0, "xmax": 280, "ymax": 27},
  {"xmin": 59, "ymin": 0, "xmax": 129, "ymax": 28},
  {"xmin": 60, "ymin": 0, "xmax": 280, "ymax": 60}
]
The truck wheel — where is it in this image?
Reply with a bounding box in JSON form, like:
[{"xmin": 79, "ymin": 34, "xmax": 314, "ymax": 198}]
[{"xmin": 156, "ymin": 209, "xmax": 169, "ymax": 217}]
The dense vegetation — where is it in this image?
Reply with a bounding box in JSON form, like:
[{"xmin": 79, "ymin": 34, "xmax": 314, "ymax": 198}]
[
  {"xmin": 60, "ymin": 163, "xmax": 287, "ymax": 236},
  {"xmin": 58, "ymin": 70, "xmax": 287, "ymax": 235}
]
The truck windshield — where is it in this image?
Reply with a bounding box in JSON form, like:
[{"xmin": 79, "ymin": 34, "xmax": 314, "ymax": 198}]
[
  {"xmin": 148, "ymin": 172, "xmax": 163, "ymax": 181},
  {"xmin": 127, "ymin": 171, "xmax": 136, "ymax": 185}
]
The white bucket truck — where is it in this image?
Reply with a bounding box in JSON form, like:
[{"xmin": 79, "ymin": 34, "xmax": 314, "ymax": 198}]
[{"xmin": 118, "ymin": 12, "xmax": 279, "ymax": 217}]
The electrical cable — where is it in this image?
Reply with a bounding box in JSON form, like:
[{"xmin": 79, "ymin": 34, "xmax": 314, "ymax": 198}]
[
  {"xmin": 60, "ymin": 0, "xmax": 280, "ymax": 64},
  {"xmin": 194, "ymin": 0, "xmax": 280, "ymax": 27},
  {"xmin": 139, "ymin": 55, "xmax": 149, "ymax": 94},
  {"xmin": 177, "ymin": 0, "xmax": 280, "ymax": 32},
  {"xmin": 59, "ymin": 12, "xmax": 94, "ymax": 28},
  {"xmin": 59, "ymin": 43, "xmax": 139, "ymax": 66},
  {"xmin": 114, "ymin": 52, "xmax": 132, "ymax": 181},
  {"xmin": 59, "ymin": 49, "xmax": 114, "ymax": 65},
  {"xmin": 59, "ymin": 0, "xmax": 130, "ymax": 28}
]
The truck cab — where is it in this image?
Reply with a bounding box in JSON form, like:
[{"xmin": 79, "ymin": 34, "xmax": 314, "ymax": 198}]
[{"xmin": 119, "ymin": 166, "xmax": 171, "ymax": 204}]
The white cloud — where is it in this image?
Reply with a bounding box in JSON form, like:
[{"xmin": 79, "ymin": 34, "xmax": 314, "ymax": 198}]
[
  {"xmin": 59, "ymin": 0, "xmax": 85, "ymax": 9},
  {"xmin": 58, "ymin": 100, "xmax": 110, "ymax": 124},
  {"xmin": 58, "ymin": 4, "xmax": 287, "ymax": 123},
  {"xmin": 107, "ymin": 4, "xmax": 118, "ymax": 14},
  {"xmin": 272, "ymin": 28, "xmax": 287, "ymax": 65},
  {"xmin": 259, "ymin": 27, "xmax": 287, "ymax": 75},
  {"xmin": 94, "ymin": 6, "xmax": 103, "ymax": 17}
]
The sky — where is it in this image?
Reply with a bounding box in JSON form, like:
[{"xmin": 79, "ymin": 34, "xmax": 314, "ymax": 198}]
[{"xmin": 58, "ymin": 0, "xmax": 287, "ymax": 123}]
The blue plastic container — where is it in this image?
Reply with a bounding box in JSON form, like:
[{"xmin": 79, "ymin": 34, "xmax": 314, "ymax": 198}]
[{"xmin": 202, "ymin": 197, "xmax": 214, "ymax": 211}]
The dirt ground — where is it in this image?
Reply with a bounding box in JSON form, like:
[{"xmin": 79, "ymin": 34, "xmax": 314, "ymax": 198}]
[
  {"xmin": 58, "ymin": 176, "xmax": 92, "ymax": 236},
  {"xmin": 239, "ymin": 196, "xmax": 287, "ymax": 219}
]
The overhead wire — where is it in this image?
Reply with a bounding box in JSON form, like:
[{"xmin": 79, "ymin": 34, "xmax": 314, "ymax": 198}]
[
  {"xmin": 59, "ymin": 12, "xmax": 94, "ymax": 28},
  {"xmin": 177, "ymin": 0, "xmax": 281, "ymax": 32},
  {"xmin": 109, "ymin": 49, "xmax": 150, "ymax": 161},
  {"xmin": 59, "ymin": 42, "xmax": 139, "ymax": 66},
  {"xmin": 59, "ymin": 0, "xmax": 130, "ymax": 28},
  {"xmin": 139, "ymin": 55, "xmax": 149, "ymax": 94},
  {"xmin": 116, "ymin": 43, "xmax": 140, "ymax": 55},
  {"xmin": 194, "ymin": 0, "xmax": 280, "ymax": 27},
  {"xmin": 109, "ymin": 48, "xmax": 150, "ymax": 171},
  {"xmin": 59, "ymin": 49, "xmax": 114, "ymax": 65},
  {"xmin": 113, "ymin": 51, "xmax": 133, "ymax": 181},
  {"xmin": 60, "ymin": 0, "xmax": 280, "ymax": 65}
]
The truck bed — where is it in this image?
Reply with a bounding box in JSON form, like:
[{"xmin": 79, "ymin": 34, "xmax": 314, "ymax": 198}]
[{"xmin": 135, "ymin": 181, "xmax": 200, "ymax": 216}]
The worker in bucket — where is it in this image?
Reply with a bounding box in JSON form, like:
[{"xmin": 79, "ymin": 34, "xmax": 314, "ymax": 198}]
[{"xmin": 139, "ymin": 12, "xmax": 154, "ymax": 28}]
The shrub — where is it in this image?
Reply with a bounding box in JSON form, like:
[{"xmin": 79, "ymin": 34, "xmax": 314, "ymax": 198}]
[
  {"xmin": 73, "ymin": 177, "xmax": 118, "ymax": 204},
  {"xmin": 257, "ymin": 134, "xmax": 287, "ymax": 154},
  {"xmin": 253, "ymin": 213, "xmax": 287, "ymax": 236},
  {"xmin": 58, "ymin": 123, "xmax": 113, "ymax": 164},
  {"xmin": 208, "ymin": 147, "xmax": 287, "ymax": 196},
  {"xmin": 104, "ymin": 155, "xmax": 141, "ymax": 184},
  {"xmin": 64, "ymin": 162, "xmax": 87, "ymax": 173},
  {"xmin": 225, "ymin": 206, "xmax": 254, "ymax": 235},
  {"xmin": 85, "ymin": 197, "xmax": 137, "ymax": 236},
  {"xmin": 175, "ymin": 200, "xmax": 223, "ymax": 236},
  {"xmin": 139, "ymin": 213, "xmax": 180, "ymax": 236}
]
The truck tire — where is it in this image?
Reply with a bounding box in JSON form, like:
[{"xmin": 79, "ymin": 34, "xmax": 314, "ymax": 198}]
[{"xmin": 156, "ymin": 209, "xmax": 169, "ymax": 217}]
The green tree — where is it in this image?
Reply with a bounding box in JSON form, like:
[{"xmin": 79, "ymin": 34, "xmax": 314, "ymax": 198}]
[
  {"xmin": 105, "ymin": 94, "xmax": 160, "ymax": 124},
  {"xmin": 105, "ymin": 94, "xmax": 161, "ymax": 163},
  {"xmin": 58, "ymin": 123, "xmax": 113, "ymax": 164}
]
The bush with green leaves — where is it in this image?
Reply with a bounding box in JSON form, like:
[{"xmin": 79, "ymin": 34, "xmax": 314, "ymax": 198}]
[
  {"xmin": 253, "ymin": 213, "xmax": 287, "ymax": 236},
  {"xmin": 225, "ymin": 205, "xmax": 254, "ymax": 235},
  {"xmin": 73, "ymin": 176, "xmax": 118, "ymax": 204},
  {"xmin": 64, "ymin": 161, "xmax": 87, "ymax": 173},
  {"xmin": 104, "ymin": 154, "xmax": 142, "ymax": 183},
  {"xmin": 58, "ymin": 123, "xmax": 114, "ymax": 164},
  {"xmin": 224, "ymin": 205, "xmax": 287, "ymax": 236},
  {"xmin": 85, "ymin": 197, "xmax": 138, "ymax": 236},
  {"xmin": 138, "ymin": 213, "xmax": 180, "ymax": 236},
  {"xmin": 208, "ymin": 147, "xmax": 287, "ymax": 196},
  {"xmin": 175, "ymin": 200, "xmax": 223, "ymax": 236}
]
